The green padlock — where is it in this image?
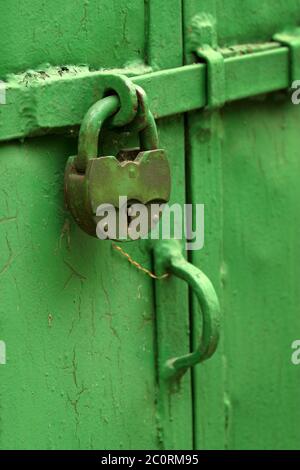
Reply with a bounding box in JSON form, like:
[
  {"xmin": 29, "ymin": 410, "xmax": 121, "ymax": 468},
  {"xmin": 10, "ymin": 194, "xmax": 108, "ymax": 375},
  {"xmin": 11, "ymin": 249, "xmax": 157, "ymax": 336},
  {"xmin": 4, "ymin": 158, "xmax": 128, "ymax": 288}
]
[{"xmin": 64, "ymin": 86, "xmax": 171, "ymax": 239}]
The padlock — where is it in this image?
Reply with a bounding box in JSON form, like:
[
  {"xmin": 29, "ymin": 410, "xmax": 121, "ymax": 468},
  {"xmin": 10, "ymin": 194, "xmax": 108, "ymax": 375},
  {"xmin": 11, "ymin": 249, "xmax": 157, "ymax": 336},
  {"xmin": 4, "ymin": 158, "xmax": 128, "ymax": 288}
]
[{"xmin": 64, "ymin": 87, "xmax": 171, "ymax": 239}]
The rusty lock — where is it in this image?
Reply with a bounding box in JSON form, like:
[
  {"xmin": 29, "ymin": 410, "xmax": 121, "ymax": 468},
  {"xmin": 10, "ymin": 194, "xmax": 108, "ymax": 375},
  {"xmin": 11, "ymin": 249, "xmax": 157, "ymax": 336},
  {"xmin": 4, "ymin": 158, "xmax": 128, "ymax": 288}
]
[{"xmin": 64, "ymin": 85, "xmax": 171, "ymax": 239}]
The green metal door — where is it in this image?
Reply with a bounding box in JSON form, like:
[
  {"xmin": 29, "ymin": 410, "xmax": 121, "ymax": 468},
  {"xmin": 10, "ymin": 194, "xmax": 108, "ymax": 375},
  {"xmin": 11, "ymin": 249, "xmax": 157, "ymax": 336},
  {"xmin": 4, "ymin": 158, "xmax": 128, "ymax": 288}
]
[
  {"xmin": 1, "ymin": 0, "xmax": 300, "ymax": 452},
  {"xmin": 0, "ymin": 0, "xmax": 193, "ymax": 450},
  {"xmin": 183, "ymin": 0, "xmax": 300, "ymax": 450}
]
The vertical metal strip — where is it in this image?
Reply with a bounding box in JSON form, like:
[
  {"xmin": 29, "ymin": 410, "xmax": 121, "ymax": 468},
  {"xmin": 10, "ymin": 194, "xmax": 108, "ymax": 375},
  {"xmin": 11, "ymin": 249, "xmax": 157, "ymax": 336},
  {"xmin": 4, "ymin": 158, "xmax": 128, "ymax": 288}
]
[
  {"xmin": 183, "ymin": 0, "xmax": 227, "ymax": 451},
  {"xmin": 148, "ymin": 0, "xmax": 194, "ymax": 450}
]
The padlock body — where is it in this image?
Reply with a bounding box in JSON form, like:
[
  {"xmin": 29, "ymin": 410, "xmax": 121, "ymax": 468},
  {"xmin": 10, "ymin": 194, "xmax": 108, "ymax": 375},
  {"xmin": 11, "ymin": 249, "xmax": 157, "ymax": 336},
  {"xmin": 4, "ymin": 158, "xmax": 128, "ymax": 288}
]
[{"xmin": 64, "ymin": 150, "xmax": 171, "ymax": 239}]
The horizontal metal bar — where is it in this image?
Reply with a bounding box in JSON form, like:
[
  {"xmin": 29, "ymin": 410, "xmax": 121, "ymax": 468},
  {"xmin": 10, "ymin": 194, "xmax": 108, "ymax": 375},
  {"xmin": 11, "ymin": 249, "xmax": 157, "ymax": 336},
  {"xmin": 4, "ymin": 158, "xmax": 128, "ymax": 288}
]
[
  {"xmin": 225, "ymin": 46, "xmax": 289, "ymax": 101},
  {"xmin": 132, "ymin": 64, "xmax": 206, "ymax": 118},
  {"xmin": 0, "ymin": 45, "xmax": 292, "ymax": 142}
]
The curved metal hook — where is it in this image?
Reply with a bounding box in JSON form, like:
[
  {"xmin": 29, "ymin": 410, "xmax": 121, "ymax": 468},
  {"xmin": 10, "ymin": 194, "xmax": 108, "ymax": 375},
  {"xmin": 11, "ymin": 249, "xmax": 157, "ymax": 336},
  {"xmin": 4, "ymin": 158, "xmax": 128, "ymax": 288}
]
[{"xmin": 154, "ymin": 240, "xmax": 220, "ymax": 380}]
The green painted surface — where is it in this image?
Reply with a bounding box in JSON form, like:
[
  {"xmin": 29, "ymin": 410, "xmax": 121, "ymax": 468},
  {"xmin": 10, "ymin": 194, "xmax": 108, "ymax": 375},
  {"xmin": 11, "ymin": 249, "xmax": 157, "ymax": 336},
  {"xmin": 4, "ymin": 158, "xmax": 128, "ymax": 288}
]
[
  {"xmin": 184, "ymin": 0, "xmax": 300, "ymax": 450},
  {"xmin": 0, "ymin": 137, "xmax": 158, "ymax": 449},
  {"xmin": 0, "ymin": 0, "xmax": 193, "ymax": 450},
  {"xmin": 0, "ymin": 0, "xmax": 145, "ymax": 78},
  {"xmin": 1, "ymin": 0, "xmax": 300, "ymax": 451},
  {"xmin": 221, "ymin": 97, "xmax": 300, "ymax": 449},
  {"xmin": 184, "ymin": 0, "xmax": 300, "ymax": 49}
]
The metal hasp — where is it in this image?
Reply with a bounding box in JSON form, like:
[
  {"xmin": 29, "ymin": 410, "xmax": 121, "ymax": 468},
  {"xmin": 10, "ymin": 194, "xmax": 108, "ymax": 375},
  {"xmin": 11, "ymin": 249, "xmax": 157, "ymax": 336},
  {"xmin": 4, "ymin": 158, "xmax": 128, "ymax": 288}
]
[
  {"xmin": 154, "ymin": 240, "xmax": 221, "ymax": 381},
  {"xmin": 2, "ymin": 38, "xmax": 300, "ymax": 142},
  {"xmin": 64, "ymin": 76, "xmax": 171, "ymax": 238}
]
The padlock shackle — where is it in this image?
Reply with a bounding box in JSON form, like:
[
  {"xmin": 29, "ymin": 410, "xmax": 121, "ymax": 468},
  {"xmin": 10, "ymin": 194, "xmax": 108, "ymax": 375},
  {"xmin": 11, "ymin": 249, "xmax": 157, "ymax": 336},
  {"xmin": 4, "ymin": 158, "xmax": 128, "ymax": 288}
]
[
  {"xmin": 75, "ymin": 86, "xmax": 159, "ymax": 173},
  {"xmin": 133, "ymin": 86, "xmax": 159, "ymax": 151},
  {"xmin": 75, "ymin": 95, "xmax": 120, "ymax": 172}
]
